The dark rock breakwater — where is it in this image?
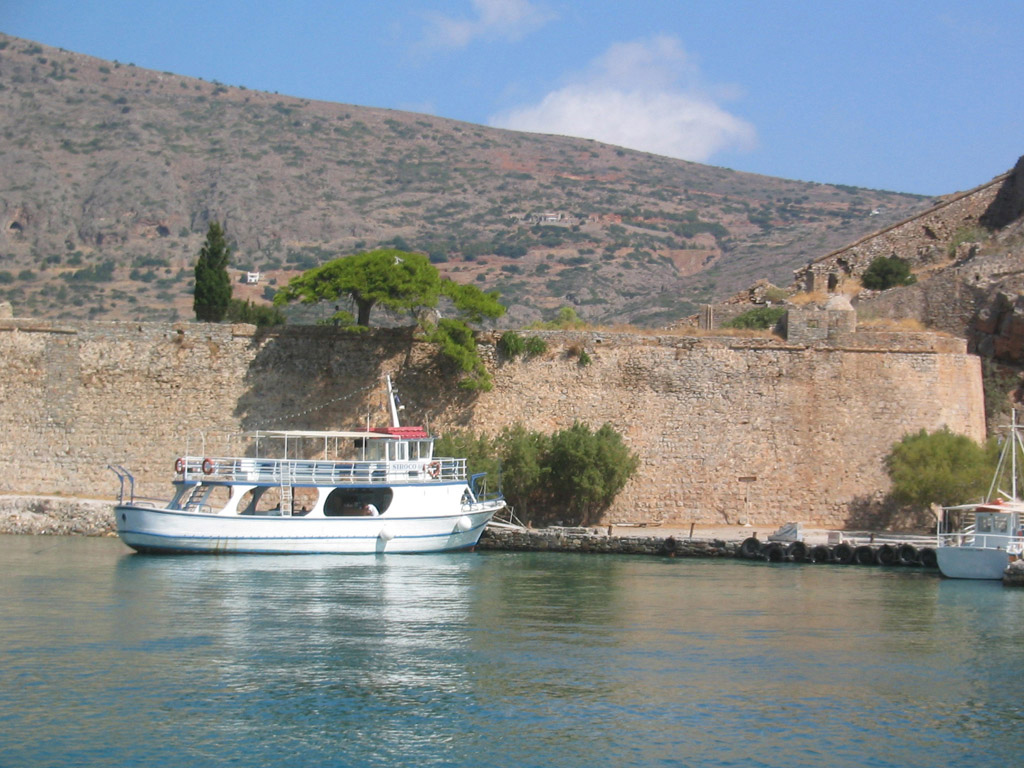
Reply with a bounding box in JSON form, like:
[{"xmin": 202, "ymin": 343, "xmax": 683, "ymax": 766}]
[{"xmin": 478, "ymin": 527, "xmax": 940, "ymax": 570}]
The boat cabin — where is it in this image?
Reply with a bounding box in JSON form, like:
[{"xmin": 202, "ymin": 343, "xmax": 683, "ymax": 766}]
[
  {"xmin": 972, "ymin": 504, "xmax": 1023, "ymax": 548},
  {"xmin": 168, "ymin": 428, "xmax": 469, "ymax": 519}
]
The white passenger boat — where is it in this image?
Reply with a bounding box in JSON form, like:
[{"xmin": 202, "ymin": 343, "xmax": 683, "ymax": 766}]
[
  {"xmin": 936, "ymin": 410, "xmax": 1024, "ymax": 579},
  {"xmin": 111, "ymin": 379, "xmax": 506, "ymax": 554}
]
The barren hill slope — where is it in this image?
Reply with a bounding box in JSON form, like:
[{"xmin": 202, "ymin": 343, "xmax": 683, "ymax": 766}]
[{"xmin": 0, "ymin": 32, "xmax": 935, "ymax": 326}]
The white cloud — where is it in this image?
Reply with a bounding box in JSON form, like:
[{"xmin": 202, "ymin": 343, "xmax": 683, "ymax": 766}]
[
  {"xmin": 489, "ymin": 36, "xmax": 756, "ymax": 162},
  {"xmin": 423, "ymin": 0, "xmax": 554, "ymax": 49}
]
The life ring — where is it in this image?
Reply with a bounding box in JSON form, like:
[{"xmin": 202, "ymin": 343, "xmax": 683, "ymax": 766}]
[
  {"xmin": 201, "ymin": 458, "xmax": 214, "ymax": 475},
  {"xmin": 174, "ymin": 457, "xmax": 185, "ymax": 474},
  {"xmin": 427, "ymin": 461, "xmax": 441, "ymax": 479}
]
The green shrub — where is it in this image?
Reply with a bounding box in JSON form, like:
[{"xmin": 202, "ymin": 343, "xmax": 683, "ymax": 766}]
[
  {"xmin": 861, "ymin": 256, "xmax": 916, "ymax": 290},
  {"xmin": 498, "ymin": 330, "xmax": 525, "ymax": 358},
  {"xmin": 885, "ymin": 428, "xmax": 995, "ymax": 507},
  {"xmin": 438, "ymin": 421, "xmax": 638, "ymax": 525},
  {"xmin": 525, "ymin": 336, "xmax": 548, "ymax": 357},
  {"xmin": 316, "ymin": 309, "xmax": 356, "ymax": 327},
  {"xmin": 225, "ymin": 299, "xmax": 285, "ymax": 327},
  {"xmin": 947, "ymin": 225, "xmax": 988, "ymax": 257},
  {"xmin": 428, "ymin": 318, "xmax": 492, "ymax": 391},
  {"xmin": 722, "ymin": 306, "xmax": 786, "ymax": 330},
  {"xmin": 61, "ymin": 260, "xmax": 115, "ymax": 283}
]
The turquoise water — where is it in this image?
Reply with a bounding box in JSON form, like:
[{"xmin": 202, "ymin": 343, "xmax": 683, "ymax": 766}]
[{"xmin": 2, "ymin": 536, "xmax": 1023, "ymax": 768}]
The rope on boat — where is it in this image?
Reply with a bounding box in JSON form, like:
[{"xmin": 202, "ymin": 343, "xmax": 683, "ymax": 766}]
[
  {"xmin": 246, "ymin": 381, "xmax": 380, "ymax": 430},
  {"xmin": 246, "ymin": 372, "xmax": 430, "ymax": 431}
]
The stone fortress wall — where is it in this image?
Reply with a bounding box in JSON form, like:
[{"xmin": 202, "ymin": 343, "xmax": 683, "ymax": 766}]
[
  {"xmin": 794, "ymin": 172, "xmax": 1009, "ymax": 294},
  {"xmin": 0, "ymin": 306, "xmax": 984, "ymax": 530}
]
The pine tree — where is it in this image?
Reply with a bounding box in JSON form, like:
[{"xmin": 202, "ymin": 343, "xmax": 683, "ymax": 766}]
[{"xmin": 193, "ymin": 221, "xmax": 232, "ymax": 321}]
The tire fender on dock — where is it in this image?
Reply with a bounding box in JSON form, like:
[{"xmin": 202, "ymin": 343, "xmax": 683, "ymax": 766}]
[
  {"xmin": 809, "ymin": 544, "xmax": 832, "ymax": 563},
  {"xmin": 898, "ymin": 543, "xmax": 919, "ymax": 566},
  {"xmin": 786, "ymin": 541, "xmax": 808, "ymax": 562},
  {"xmin": 832, "ymin": 542, "xmax": 855, "ymax": 564},
  {"xmin": 918, "ymin": 547, "xmax": 938, "ymax": 569},
  {"xmin": 853, "ymin": 545, "xmax": 876, "ymax": 565},
  {"xmin": 739, "ymin": 537, "xmax": 762, "ymax": 560},
  {"xmin": 875, "ymin": 544, "xmax": 899, "ymax": 566}
]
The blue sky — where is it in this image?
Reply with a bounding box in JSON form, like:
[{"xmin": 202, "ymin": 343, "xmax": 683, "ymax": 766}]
[{"xmin": 4, "ymin": 0, "xmax": 1022, "ymax": 195}]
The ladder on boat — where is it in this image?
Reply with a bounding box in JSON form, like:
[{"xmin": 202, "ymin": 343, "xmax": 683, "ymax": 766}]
[
  {"xmin": 181, "ymin": 484, "xmax": 207, "ymax": 512},
  {"xmin": 280, "ymin": 484, "xmax": 293, "ymax": 515}
]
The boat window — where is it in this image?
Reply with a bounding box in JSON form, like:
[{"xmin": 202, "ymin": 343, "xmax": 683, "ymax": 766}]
[
  {"xmin": 361, "ymin": 441, "xmax": 386, "ymax": 461},
  {"xmin": 189, "ymin": 484, "xmax": 230, "ymax": 513},
  {"xmin": 995, "ymin": 515, "xmax": 1009, "ymax": 533},
  {"xmin": 323, "ymin": 487, "xmax": 394, "ymax": 516},
  {"xmin": 237, "ymin": 486, "xmax": 293, "ymax": 515},
  {"xmin": 978, "ymin": 515, "xmax": 992, "ymax": 533}
]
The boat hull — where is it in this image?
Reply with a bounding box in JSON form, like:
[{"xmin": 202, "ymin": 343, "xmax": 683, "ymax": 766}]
[
  {"xmin": 115, "ymin": 502, "xmax": 503, "ymax": 555},
  {"xmin": 935, "ymin": 546, "xmax": 1011, "ymax": 580}
]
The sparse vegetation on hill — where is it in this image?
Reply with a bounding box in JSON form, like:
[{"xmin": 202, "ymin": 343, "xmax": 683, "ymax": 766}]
[{"xmin": 0, "ymin": 32, "xmax": 932, "ymax": 327}]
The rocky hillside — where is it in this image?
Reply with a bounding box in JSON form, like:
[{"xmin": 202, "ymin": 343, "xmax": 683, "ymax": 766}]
[
  {"xmin": 780, "ymin": 157, "xmax": 1024, "ymax": 363},
  {"xmin": 692, "ymin": 154, "xmax": 1024, "ymax": 428},
  {"xmin": 0, "ymin": 32, "xmax": 935, "ymax": 327}
]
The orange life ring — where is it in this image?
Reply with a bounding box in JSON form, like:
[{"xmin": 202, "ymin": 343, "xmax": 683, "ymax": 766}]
[
  {"xmin": 174, "ymin": 457, "xmax": 185, "ymax": 474},
  {"xmin": 201, "ymin": 458, "xmax": 214, "ymax": 475},
  {"xmin": 427, "ymin": 461, "xmax": 441, "ymax": 479}
]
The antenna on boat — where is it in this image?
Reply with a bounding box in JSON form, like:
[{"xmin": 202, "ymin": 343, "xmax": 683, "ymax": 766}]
[
  {"xmin": 385, "ymin": 375, "xmax": 404, "ymax": 428},
  {"xmin": 1014, "ymin": 408, "xmax": 1021, "ymax": 501}
]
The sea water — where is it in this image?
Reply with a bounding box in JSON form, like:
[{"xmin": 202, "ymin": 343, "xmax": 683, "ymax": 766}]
[{"xmin": 1, "ymin": 535, "xmax": 1023, "ymax": 768}]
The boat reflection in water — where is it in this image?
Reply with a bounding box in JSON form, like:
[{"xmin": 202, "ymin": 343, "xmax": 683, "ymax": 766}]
[
  {"xmin": 112, "ymin": 551, "xmax": 481, "ymax": 755},
  {"xmin": 5, "ymin": 537, "xmax": 1024, "ymax": 768}
]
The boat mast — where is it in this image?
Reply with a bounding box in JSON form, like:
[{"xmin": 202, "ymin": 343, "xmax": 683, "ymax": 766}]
[
  {"xmin": 386, "ymin": 375, "xmax": 402, "ymax": 428},
  {"xmin": 1014, "ymin": 408, "xmax": 1021, "ymax": 501}
]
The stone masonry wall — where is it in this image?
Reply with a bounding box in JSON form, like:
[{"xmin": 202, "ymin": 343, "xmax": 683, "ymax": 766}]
[
  {"xmin": 794, "ymin": 174, "xmax": 1007, "ymax": 293},
  {"xmin": 0, "ymin": 319, "xmax": 984, "ymax": 530}
]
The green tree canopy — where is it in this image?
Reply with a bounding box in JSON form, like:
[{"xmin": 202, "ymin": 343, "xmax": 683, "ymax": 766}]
[
  {"xmin": 274, "ymin": 248, "xmax": 507, "ymax": 330},
  {"xmin": 440, "ymin": 281, "xmax": 505, "ymax": 324},
  {"xmin": 885, "ymin": 428, "xmax": 996, "ymax": 507},
  {"xmin": 193, "ymin": 221, "xmax": 232, "ymax": 321},
  {"xmin": 274, "ymin": 249, "xmax": 442, "ymax": 326}
]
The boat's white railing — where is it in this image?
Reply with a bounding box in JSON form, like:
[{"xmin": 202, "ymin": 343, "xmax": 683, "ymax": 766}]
[
  {"xmin": 176, "ymin": 456, "xmax": 467, "ymax": 485},
  {"xmin": 938, "ymin": 530, "xmax": 1024, "ymax": 553},
  {"xmin": 108, "ymin": 464, "xmax": 135, "ymax": 503}
]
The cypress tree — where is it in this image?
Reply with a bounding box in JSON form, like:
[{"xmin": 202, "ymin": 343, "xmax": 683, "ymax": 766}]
[{"xmin": 193, "ymin": 221, "xmax": 232, "ymax": 321}]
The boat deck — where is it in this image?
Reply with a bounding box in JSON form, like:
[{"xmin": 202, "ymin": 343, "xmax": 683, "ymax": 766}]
[{"xmin": 178, "ymin": 456, "xmax": 468, "ymax": 486}]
